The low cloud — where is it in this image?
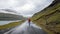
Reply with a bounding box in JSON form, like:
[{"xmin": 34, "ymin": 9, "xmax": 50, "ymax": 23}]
[{"xmin": 0, "ymin": 0, "xmax": 54, "ymax": 17}]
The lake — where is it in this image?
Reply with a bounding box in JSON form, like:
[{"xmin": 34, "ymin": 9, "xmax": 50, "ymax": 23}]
[{"xmin": 0, "ymin": 20, "xmax": 21, "ymax": 25}]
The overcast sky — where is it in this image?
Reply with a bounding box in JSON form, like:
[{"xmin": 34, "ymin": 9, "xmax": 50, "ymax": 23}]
[{"xmin": 0, "ymin": 0, "xmax": 54, "ymax": 17}]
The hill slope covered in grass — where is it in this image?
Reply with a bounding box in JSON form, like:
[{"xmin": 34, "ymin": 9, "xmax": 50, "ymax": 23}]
[
  {"xmin": 31, "ymin": 0, "xmax": 60, "ymax": 34},
  {"xmin": 0, "ymin": 9, "xmax": 25, "ymax": 20},
  {"xmin": 0, "ymin": 13, "xmax": 24, "ymax": 20}
]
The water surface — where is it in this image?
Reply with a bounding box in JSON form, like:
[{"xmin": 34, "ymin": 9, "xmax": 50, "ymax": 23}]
[{"xmin": 0, "ymin": 20, "xmax": 20, "ymax": 25}]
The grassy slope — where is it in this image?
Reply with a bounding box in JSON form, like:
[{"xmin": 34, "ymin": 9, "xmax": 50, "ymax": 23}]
[
  {"xmin": 0, "ymin": 20, "xmax": 25, "ymax": 30},
  {"xmin": 31, "ymin": 0, "xmax": 60, "ymax": 34}
]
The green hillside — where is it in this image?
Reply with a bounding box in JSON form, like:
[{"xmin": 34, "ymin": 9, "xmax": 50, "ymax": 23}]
[
  {"xmin": 0, "ymin": 13, "xmax": 24, "ymax": 20},
  {"xmin": 31, "ymin": 0, "xmax": 60, "ymax": 34}
]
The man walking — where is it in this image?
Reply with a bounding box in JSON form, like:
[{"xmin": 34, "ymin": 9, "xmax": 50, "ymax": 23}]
[{"xmin": 28, "ymin": 18, "xmax": 31, "ymax": 26}]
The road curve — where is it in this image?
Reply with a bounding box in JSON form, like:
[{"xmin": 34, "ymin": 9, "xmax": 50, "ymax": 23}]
[{"xmin": 4, "ymin": 21, "xmax": 47, "ymax": 34}]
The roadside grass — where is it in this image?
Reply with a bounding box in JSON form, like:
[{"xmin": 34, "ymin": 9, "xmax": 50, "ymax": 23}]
[
  {"xmin": 31, "ymin": 1, "xmax": 60, "ymax": 34},
  {"xmin": 0, "ymin": 20, "xmax": 25, "ymax": 30}
]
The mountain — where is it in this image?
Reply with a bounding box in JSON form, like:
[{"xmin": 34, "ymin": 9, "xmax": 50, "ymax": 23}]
[
  {"xmin": 31, "ymin": 0, "xmax": 60, "ymax": 34},
  {"xmin": 0, "ymin": 9, "xmax": 24, "ymax": 20}
]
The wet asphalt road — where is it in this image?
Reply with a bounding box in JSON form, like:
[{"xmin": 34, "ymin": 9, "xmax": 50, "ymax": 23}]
[{"xmin": 4, "ymin": 21, "xmax": 47, "ymax": 34}]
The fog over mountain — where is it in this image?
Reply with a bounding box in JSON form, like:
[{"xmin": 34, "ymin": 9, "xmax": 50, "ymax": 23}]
[
  {"xmin": 0, "ymin": 9, "xmax": 20, "ymax": 15},
  {"xmin": 0, "ymin": 9, "xmax": 24, "ymax": 20}
]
